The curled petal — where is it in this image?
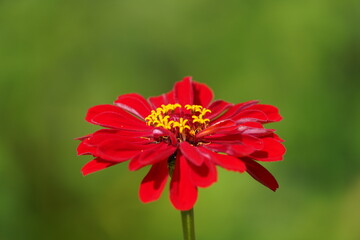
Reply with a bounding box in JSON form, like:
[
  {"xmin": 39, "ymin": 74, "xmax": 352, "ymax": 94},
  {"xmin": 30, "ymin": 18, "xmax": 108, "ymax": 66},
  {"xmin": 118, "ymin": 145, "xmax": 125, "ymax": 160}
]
[
  {"xmin": 81, "ymin": 158, "xmax": 119, "ymax": 176},
  {"xmin": 115, "ymin": 93, "xmax": 152, "ymax": 119},
  {"xmin": 170, "ymin": 153, "xmax": 198, "ymax": 211},
  {"xmin": 242, "ymin": 158, "xmax": 279, "ymax": 191},
  {"xmin": 139, "ymin": 161, "xmax": 169, "ymax": 203}
]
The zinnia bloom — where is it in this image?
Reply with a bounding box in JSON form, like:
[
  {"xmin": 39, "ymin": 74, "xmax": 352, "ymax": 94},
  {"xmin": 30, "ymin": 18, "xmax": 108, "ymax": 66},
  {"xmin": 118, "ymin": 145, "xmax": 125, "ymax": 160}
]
[{"xmin": 77, "ymin": 77, "xmax": 285, "ymax": 210}]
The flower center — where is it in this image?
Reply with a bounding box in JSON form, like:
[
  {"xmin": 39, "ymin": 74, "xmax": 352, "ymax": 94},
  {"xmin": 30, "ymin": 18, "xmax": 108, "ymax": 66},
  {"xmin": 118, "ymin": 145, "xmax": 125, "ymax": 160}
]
[{"xmin": 145, "ymin": 104, "xmax": 211, "ymax": 140}]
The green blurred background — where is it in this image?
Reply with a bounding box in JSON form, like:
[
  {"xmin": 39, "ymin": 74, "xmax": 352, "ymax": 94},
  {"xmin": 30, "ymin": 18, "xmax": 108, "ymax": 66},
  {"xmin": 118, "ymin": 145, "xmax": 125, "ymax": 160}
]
[{"xmin": 1, "ymin": 0, "xmax": 359, "ymax": 239}]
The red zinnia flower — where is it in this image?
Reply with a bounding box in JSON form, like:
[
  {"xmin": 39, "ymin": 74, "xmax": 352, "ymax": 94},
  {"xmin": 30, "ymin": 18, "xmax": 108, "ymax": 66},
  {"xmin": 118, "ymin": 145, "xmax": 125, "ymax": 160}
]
[{"xmin": 77, "ymin": 77, "xmax": 285, "ymax": 210}]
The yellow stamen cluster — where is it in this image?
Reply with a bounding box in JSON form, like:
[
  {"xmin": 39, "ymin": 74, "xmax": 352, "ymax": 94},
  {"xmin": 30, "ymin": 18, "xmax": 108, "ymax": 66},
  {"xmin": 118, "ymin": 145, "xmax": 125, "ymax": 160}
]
[
  {"xmin": 145, "ymin": 104, "xmax": 211, "ymax": 135},
  {"xmin": 186, "ymin": 104, "xmax": 211, "ymax": 125}
]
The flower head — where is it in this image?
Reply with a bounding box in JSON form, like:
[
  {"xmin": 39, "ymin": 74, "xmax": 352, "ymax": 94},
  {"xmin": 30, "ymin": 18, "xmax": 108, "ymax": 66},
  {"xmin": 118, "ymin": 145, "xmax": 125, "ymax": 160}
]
[{"xmin": 77, "ymin": 77, "xmax": 286, "ymax": 210}]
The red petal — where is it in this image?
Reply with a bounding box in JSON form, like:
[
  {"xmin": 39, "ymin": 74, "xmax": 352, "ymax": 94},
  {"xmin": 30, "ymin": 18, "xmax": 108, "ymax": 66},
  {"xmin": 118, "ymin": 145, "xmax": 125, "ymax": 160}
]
[
  {"xmin": 174, "ymin": 76, "xmax": 194, "ymax": 106},
  {"xmin": 271, "ymin": 133, "xmax": 285, "ymax": 142},
  {"xmin": 92, "ymin": 112, "xmax": 151, "ymax": 130},
  {"xmin": 239, "ymin": 122, "xmax": 273, "ymax": 137},
  {"xmin": 212, "ymin": 100, "xmax": 259, "ymax": 123},
  {"xmin": 148, "ymin": 91, "xmax": 176, "ymax": 108},
  {"xmin": 188, "ymin": 159, "xmax": 217, "ymax": 187},
  {"xmin": 97, "ymin": 139, "xmax": 144, "ymax": 162},
  {"xmin": 199, "ymin": 147, "xmax": 246, "ymax": 172},
  {"xmin": 86, "ymin": 104, "xmax": 151, "ymax": 130},
  {"xmin": 128, "ymin": 143, "xmax": 176, "ymax": 171},
  {"xmin": 196, "ymin": 120, "xmax": 237, "ymax": 138},
  {"xmin": 115, "ymin": 93, "xmax": 152, "ymax": 119},
  {"xmin": 247, "ymin": 104, "xmax": 282, "ymax": 123},
  {"xmin": 188, "ymin": 160, "xmax": 217, "ymax": 188},
  {"xmin": 170, "ymin": 153, "xmax": 198, "ymax": 210},
  {"xmin": 180, "ymin": 141, "xmax": 206, "ymax": 166},
  {"xmin": 242, "ymin": 158, "xmax": 279, "ymax": 191},
  {"xmin": 233, "ymin": 109, "xmax": 268, "ymax": 123},
  {"xmin": 207, "ymin": 100, "xmax": 233, "ymax": 120},
  {"xmin": 77, "ymin": 140, "xmax": 96, "ymax": 155},
  {"xmin": 206, "ymin": 142, "xmax": 256, "ymax": 157},
  {"xmin": 193, "ymin": 81, "xmax": 213, "ymax": 107},
  {"xmin": 81, "ymin": 158, "xmax": 119, "ymax": 176},
  {"xmin": 250, "ymin": 137, "xmax": 286, "ymax": 161},
  {"xmin": 87, "ymin": 130, "xmax": 149, "ymax": 147},
  {"xmin": 203, "ymin": 134, "xmax": 264, "ymax": 150},
  {"xmin": 204, "ymin": 134, "xmax": 263, "ymax": 156},
  {"xmin": 86, "ymin": 104, "xmax": 126, "ymax": 123},
  {"xmin": 139, "ymin": 161, "xmax": 169, "ymax": 203}
]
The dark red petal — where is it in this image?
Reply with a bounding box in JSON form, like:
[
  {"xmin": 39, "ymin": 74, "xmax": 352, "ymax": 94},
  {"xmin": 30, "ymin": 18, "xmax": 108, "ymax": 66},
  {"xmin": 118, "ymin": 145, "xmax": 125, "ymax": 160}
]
[
  {"xmin": 180, "ymin": 141, "xmax": 206, "ymax": 166},
  {"xmin": 97, "ymin": 139, "xmax": 144, "ymax": 162},
  {"xmin": 193, "ymin": 81, "xmax": 213, "ymax": 107},
  {"xmin": 81, "ymin": 158, "xmax": 119, "ymax": 176},
  {"xmin": 92, "ymin": 112, "xmax": 151, "ymax": 130},
  {"xmin": 207, "ymin": 100, "xmax": 233, "ymax": 120},
  {"xmin": 174, "ymin": 76, "xmax": 194, "ymax": 106},
  {"xmin": 199, "ymin": 147, "xmax": 246, "ymax": 172},
  {"xmin": 242, "ymin": 158, "xmax": 279, "ymax": 191},
  {"xmin": 250, "ymin": 137, "xmax": 286, "ymax": 161},
  {"xmin": 170, "ymin": 153, "xmax": 198, "ymax": 211},
  {"xmin": 212, "ymin": 100, "xmax": 259, "ymax": 123},
  {"xmin": 139, "ymin": 161, "xmax": 169, "ymax": 203},
  {"xmin": 115, "ymin": 93, "xmax": 152, "ymax": 119},
  {"xmin": 128, "ymin": 143, "xmax": 176, "ymax": 171},
  {"xmin": 247, "ymin": 104, "xmax": 282, "ymax": 123},
  {"xmin": 188, "ymin": 159, "xmax": 217, "ymax": 188}
]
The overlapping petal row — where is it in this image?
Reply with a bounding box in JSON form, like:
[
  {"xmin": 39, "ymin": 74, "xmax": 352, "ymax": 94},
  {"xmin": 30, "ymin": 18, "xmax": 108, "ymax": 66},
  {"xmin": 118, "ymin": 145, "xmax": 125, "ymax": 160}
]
[{"xmin": 77, "ymin": 77, "xmax": 285, "ymax": 210}]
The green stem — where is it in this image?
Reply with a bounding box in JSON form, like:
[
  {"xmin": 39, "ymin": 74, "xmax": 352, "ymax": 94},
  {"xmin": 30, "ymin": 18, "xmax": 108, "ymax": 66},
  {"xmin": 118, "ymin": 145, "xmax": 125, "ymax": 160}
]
[{"xmin": 181, "ymin": 208, "xmax": 196, "ymax": 240}]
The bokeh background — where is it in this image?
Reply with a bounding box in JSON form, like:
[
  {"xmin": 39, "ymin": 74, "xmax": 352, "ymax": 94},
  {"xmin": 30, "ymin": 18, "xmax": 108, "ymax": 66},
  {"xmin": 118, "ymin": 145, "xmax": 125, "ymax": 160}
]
[{"xmin": 1, "ymin": 0, "xmax": 359, "ymax": 239}]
